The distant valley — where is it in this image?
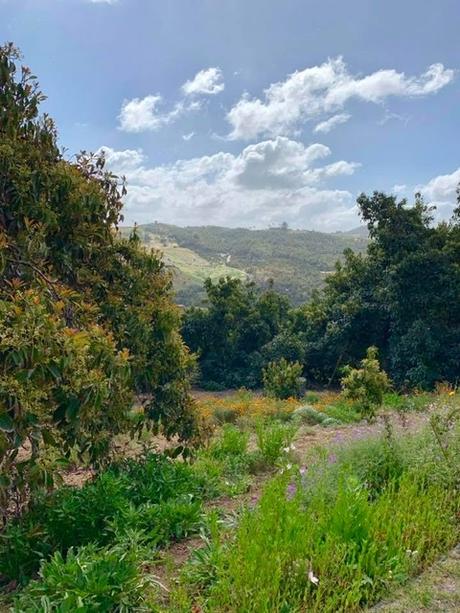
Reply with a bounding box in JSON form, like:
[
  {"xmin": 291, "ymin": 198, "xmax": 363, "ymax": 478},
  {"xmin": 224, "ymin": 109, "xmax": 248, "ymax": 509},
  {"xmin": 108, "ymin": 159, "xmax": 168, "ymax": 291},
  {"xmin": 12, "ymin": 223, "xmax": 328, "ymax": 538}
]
[{"xmin": 120, "ymin": 222, "xmax": 368, "ymax": 306}]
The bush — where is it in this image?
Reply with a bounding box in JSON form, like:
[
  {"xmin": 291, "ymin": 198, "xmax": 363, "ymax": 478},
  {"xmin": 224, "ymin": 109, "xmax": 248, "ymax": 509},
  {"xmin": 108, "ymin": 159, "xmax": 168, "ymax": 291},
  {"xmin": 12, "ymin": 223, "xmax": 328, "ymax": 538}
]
[
  {"xmin": 0, "ymin": 452, "xmax": 207, "ymax": 584},
  {"xmin": 14, "ymin": 545, "xmax": 149, "ymax": 612},
  {"xmin": 291, "ymin": 405, "xmax": 327, "ymax": 425},
  {"xmin": 341, "ymin": 346, "xmax": 390, "ymax": 420},
  {"xmin": 262, "ymin": 358, "xmax": 305, "ymax": 400}
]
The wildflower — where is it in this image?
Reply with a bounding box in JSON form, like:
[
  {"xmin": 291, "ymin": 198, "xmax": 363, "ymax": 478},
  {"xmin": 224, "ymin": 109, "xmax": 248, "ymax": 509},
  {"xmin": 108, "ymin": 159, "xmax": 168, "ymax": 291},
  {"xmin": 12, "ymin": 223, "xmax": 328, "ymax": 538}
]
[
  {"xmin": 299, "ymin": 465, "xmax": 307, "ymax": 476},
  {"xmin": 328, "ymin": 453, "xmax": 337, "ymax": 464},
  {"xmin": 283, "ymin": 446, "xmax": 290, "ymax": 453},
  {"xmin": 286, "ymin": 481, "xmax": 297, "ymax": 500},
  {"xmin": 286, "ymin": 463, "xmax": 292, "ymax": 470},
  {"xmin": 308, "ymin": 570, "xmax": 319, "ymax": 585}
]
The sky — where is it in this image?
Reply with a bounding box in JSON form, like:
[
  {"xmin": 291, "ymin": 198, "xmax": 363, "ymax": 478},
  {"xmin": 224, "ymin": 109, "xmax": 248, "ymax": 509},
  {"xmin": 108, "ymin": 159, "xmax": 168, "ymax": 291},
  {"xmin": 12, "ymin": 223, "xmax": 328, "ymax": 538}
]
[{"xmin": 1, "ymin": 0, "xmax": 459, "ymax": 231}]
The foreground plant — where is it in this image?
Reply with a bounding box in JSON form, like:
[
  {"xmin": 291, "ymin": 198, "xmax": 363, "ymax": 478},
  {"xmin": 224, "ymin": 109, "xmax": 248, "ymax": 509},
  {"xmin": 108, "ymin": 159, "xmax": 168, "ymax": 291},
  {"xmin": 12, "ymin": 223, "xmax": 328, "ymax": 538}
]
[{"xmin": 170, "ymin": 406, "xmax": 460, "ymax": 612}]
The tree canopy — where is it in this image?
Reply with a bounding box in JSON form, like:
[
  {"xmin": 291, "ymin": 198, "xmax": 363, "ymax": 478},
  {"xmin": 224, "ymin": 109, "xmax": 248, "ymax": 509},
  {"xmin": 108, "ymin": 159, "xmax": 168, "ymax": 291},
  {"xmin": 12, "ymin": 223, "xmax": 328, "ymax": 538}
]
[{"xmin": 0, "ymin": 43, "xmax": 196, "ymax": 516}]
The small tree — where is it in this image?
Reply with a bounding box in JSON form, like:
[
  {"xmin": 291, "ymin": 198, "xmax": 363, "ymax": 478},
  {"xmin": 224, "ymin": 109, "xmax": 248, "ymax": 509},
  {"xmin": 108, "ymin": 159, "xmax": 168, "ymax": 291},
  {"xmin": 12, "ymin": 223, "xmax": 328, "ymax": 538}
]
[
  {"xmin": 341, "ymin": 346, "xmax": 390, "ymax": 420},
  {"xmin": 262, "ymin": 358, "xmax": 305, "ymax": 399}
]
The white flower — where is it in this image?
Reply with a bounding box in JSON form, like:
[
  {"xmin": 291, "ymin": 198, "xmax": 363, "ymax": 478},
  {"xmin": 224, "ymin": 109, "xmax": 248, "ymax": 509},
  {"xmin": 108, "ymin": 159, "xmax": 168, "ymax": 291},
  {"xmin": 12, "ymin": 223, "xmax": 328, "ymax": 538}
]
[
  {"xmin": 286, "ymin": 463, "xmax": 292, "ymax": 470},
  {"xmin": 308, "ymin": 570, "xmax": 319, "ymax": 585},
  {"xmin": 290, "ymin": 443, "xmax": 296, "ymax": 450},
  {"xmin": 283, "ymin": 446, "xmax": 290, "ymax": 453}
]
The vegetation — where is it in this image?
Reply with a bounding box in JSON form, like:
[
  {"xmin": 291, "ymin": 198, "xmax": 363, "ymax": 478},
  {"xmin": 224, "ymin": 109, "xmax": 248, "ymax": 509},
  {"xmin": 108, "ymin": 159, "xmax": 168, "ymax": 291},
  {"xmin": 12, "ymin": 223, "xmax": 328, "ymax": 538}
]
[
  {"xmin": 0, "ymin": 43, "xmax": 196, "ymax": 518},
  {"xmin": 1, "ymin": 42, "xmax": 460, "ymax": 612},
  {"xmin": 171, "ymin": 401, "xmax": 460, "ymax": 612},
  {"xmin": 182, "ymin": 277, "xmax": 291, "ymax": 389},
  {"xmin": 341, "ymin": 346, "xmax": 390, "ymax": 420},
  {"xmin": 184, "ymin": 192, "xmax": 460, "ymax": 391},
  {"xmin": 262, "ymin": 358, "xmax": 305, "ymax": 399},
  {"xmin": 123, "ymin": 222, "xmax": 368, "ymax": 306}
]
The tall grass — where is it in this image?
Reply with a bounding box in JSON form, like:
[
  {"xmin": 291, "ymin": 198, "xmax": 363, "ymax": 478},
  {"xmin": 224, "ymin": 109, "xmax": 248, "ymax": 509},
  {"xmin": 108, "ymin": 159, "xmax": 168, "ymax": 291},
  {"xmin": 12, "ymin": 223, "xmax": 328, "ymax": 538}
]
[{"xmin": 175, "ymin": 417, "xmax": 460, "ymax": 612}]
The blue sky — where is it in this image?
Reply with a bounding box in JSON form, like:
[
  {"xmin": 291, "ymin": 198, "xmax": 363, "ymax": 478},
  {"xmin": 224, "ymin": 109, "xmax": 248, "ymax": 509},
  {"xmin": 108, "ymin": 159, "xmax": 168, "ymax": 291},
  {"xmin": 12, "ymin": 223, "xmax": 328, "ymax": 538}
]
[{"xmin": 1, "ymin": 0, "xmax": 459, "ymax": 230}]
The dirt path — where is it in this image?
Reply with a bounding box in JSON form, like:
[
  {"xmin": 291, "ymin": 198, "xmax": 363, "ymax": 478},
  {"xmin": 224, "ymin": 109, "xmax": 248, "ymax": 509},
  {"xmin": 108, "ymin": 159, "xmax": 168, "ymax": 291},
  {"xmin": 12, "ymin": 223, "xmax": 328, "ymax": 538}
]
[
  {"xmin": 370, "ymin": 545, "xmax": 460, "ymax": 612},
  {"xmin": 151, "ymin": 408, "xmax": 435, "ymax": 599}
]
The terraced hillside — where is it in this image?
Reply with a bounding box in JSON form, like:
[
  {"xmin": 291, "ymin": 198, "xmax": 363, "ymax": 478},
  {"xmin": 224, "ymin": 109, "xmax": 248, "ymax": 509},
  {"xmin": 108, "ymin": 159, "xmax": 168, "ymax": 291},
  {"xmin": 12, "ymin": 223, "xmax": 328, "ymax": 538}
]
[{"xmin": 120, "ymin": 223, "xmax": 368, "ymax": 305}]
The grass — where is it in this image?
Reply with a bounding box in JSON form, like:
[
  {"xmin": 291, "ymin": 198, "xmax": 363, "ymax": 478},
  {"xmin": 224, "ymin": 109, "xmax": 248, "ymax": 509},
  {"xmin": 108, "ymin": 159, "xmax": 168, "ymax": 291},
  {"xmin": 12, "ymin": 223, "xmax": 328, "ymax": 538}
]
[
  {"xmin": 1, "ymin": 391, "xmax": 458, "ymax": 611},
  {"xmin": 167, "ymin": 398, "xmax": 460, "ymax": 611},
  {"xmin": 371, "ymin": 546, "xmax": 460, "ymax": 612}
]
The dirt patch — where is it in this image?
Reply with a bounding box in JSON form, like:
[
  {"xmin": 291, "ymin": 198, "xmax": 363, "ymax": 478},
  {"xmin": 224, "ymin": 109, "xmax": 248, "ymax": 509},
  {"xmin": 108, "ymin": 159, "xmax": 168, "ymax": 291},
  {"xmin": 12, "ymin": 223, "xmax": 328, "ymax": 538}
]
[{"xmin": 370, "ymin": 545, "xmax": 460, "ymax": 612}]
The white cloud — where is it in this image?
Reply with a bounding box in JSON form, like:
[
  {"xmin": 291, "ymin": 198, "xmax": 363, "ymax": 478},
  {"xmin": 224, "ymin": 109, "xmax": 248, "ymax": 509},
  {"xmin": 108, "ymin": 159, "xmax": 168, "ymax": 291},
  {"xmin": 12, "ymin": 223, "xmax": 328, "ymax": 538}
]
[
  {"xmin": 227, "ymin": 57, "xmax": 454, "ymax": 140},
  {"xmin": 419, "ymin": 167, "xmax": 460, "ymax": 219},
  {"xmin": 118, "ymin": 95, "xmax": 200, "ymax": 132},
  {"xmin": 392, "ymin": 184, "xmax": 407, "ymax": 194},
  {"xmin": 88, "ymin": 0, "xmax": 117, "ymax": 4},
  {"xmin": 182, "ymin": 131, "xmax": 195, "ymax": 141},
  {"xmin": 100, "ymin": 137, "xmax": 360, "ymax": 230},
  {"xmin": 314, "ymin": 113, "xmax": 351, "ymax": 134},
  {"xmin": 182, "ymin": 67, "xmax": 224, "ymax": 96}
]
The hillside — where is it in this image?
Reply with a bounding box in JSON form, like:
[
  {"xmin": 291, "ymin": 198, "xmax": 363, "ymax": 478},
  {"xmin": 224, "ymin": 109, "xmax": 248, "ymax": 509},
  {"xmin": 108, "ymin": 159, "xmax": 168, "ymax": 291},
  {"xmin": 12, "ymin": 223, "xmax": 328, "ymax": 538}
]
[{"xmin": 120, "ymin": 222, "xmax": 368, "ymax": 305}]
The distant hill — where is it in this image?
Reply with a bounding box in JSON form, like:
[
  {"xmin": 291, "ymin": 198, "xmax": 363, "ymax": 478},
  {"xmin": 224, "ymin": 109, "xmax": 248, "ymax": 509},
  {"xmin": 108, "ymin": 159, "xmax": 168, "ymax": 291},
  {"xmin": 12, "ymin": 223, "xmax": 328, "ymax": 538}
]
[
  {"xmin": 341, "ymin": 225, "xmax": 369, "ymax": 237},
  {"xmin": 120, "ymin": 223, "xmax": 368, "ymax": 306}
]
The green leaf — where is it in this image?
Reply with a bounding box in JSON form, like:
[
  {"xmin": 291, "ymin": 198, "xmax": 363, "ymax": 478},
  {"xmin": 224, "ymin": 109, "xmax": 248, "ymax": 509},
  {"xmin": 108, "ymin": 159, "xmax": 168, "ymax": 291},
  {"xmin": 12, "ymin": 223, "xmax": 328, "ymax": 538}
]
[{"xmin": 0, "ymin": 413, "xmax": 14, "ymax": 432}]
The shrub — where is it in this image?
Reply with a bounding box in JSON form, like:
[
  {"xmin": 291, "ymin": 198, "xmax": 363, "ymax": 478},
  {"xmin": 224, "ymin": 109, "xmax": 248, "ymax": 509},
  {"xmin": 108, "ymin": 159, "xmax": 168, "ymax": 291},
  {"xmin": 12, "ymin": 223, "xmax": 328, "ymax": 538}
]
[
  {"xmin": 0, "ymin": 452, "xmax": 207, "ymax": 584},
  {"xmin": 262, "ymin": 358, "xmax": 305, "ymax": 400},
  {"xmin": 13, "ymin": 545, "xmax": 149, "ymax": 612},
  {"xmin": 341, "ymin": 346, "xmax": 390, "ymax": 420},
  {"xmin": 291, "ymin": 405, "xmax": 327, "ymax": 425}
]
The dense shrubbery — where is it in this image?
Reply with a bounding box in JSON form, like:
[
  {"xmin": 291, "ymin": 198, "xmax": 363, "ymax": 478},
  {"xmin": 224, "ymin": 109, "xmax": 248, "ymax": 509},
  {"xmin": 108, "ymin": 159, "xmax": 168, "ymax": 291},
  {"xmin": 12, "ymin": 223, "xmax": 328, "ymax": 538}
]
[
  {"xmin": 0, "ymin": 43, "xmax": 196, "ymax": 517},
  {"xmin": 184, "ymin": 192, "xmax": 460, "ymax": 392},
  {"xmin": 182, "ymin": 277, "xmax": 290, "ymax": 388}
]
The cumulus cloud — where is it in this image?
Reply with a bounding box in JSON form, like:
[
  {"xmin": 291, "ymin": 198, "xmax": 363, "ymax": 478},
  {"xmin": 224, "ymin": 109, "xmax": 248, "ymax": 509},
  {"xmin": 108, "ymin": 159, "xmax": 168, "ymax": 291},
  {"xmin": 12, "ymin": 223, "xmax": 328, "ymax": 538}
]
[
  {"xmin": 419, "ymin": 167, "xmax": 460, "ymax": 219},
  {"xmin": 314, "ymin": 113, "xmax": 351, "ymax": 134},
  {"xmin": 99, "ymin": 137, "xmax": 360, "ymax": 230},
  {"xmin": 227, "ymin": 57, "xmax": 454, "ymax": 140},
  {"xmin": 182, "ymin": 67, "xmax": 224, "ymax": 96},
  {"xmin": 118, "ymin": 95, "xmax": 200, "ymax": 132}
]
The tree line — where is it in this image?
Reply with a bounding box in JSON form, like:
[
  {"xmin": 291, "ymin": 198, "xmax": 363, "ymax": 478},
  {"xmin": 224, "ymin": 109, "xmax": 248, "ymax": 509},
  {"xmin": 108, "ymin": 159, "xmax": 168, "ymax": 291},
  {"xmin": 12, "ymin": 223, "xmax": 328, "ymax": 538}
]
[{"xmin": 183, "ymin": 192, "xmax": 460, "ymax": 391}]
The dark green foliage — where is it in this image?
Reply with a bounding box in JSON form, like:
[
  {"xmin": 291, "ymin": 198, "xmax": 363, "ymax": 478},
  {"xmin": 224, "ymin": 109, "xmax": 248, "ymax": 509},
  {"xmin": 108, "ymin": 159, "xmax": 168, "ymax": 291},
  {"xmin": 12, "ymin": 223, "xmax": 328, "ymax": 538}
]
[
  {"xmin": 185, "ymin": 190, "xmax": 460, "ymax": 392},
  {"xmin": 292, "ymin": 192, "xmax": 460, "ymax": 389},
  {"xmin": 182, "ymin": 277, "xmax": 291, "ymax": 388}
]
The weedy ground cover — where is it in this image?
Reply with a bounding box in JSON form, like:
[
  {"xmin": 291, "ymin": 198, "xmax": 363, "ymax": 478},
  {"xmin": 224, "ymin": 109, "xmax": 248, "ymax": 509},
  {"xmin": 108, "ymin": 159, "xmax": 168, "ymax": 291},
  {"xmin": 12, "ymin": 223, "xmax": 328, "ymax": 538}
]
[
  {"xmin": 167, "ymin": 397, "xmax": 460, "ymax": 612},
  {"xmin": 0, "ymin": 391, "xmax": 456, "ymax": 611}
]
